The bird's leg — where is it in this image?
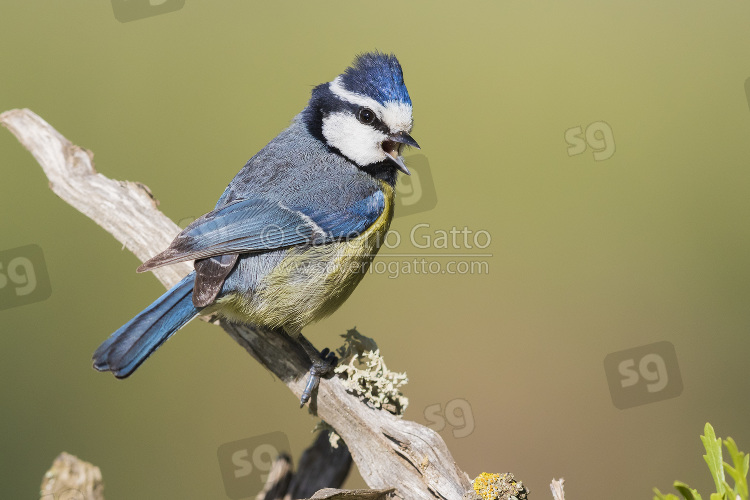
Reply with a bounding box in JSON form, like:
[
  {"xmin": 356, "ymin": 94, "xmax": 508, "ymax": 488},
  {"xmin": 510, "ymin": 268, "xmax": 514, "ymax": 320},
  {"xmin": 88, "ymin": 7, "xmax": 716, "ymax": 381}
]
[{"xmin": 292, "ymin": 332, "xmax": 338, "ymax": 407}]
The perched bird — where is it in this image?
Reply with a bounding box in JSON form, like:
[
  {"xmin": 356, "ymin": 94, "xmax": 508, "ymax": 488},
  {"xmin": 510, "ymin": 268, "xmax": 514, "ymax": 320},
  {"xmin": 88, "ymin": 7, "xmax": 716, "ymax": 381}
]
[{"xmin": 93, "ymin": 52, "xmax": 419, "ymax": 404}]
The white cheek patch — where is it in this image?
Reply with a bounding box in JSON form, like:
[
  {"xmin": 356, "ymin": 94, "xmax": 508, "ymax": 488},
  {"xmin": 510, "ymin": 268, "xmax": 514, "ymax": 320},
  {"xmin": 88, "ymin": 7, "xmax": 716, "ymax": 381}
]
[{"xmin": 322, "ymin": 112, "xmax": 388, "ymax": 166}]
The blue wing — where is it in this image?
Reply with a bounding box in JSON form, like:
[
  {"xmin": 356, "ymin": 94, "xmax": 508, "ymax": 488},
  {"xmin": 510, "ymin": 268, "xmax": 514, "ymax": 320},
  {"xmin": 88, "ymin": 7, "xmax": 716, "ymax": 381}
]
[{"xmin": 138, "ymin": 191, "xmax": 385, "ymax": 272}]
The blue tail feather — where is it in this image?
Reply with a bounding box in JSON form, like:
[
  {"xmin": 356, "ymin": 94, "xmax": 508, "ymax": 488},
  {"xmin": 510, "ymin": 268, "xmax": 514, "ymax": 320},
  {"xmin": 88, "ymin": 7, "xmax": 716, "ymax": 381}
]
[{"xmin": 93, "ymin": 272, "xmax": 201, "ymax": 378}]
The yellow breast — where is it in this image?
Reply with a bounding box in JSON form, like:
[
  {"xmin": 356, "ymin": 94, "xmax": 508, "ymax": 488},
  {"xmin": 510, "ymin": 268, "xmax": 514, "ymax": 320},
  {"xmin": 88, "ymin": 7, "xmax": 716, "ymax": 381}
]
[{"xmin": 215, "ymin": 182, "xmax": 395, "ymax": 334}]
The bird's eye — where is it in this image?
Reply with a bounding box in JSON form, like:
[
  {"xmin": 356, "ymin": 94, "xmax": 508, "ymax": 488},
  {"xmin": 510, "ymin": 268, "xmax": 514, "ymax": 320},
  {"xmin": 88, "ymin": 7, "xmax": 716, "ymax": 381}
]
[{"xmin": 357, "ymin": 107, "xmax": 375, "ymax": 124}]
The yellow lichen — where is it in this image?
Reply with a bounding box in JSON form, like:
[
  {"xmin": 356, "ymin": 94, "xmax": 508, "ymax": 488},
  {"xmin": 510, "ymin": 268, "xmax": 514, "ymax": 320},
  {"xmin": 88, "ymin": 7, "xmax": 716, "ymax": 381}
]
[
  {"xmin": 472, "ymin": 472, "xmax": 528, "ymax": 500},
  {"xmin": 474, "ymin": 472, "xmax": 502, "ymax": 500}
]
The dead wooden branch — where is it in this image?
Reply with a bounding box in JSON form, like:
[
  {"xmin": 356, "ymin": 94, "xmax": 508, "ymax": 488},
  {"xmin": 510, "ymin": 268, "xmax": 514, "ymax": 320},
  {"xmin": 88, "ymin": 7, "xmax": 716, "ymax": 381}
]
[
  {"xmin": 550, "ymin": 478, "xmax": 565, "ymax": 500},
  {"xmin": 3, "ymin": 108, "xmax": 471, "ymax": 500},
  {"xmin": 257, "ymin": 430, "xmax": 352, "ymax": 500},
  {"xmin": 39, "ymin": 453, "xmax": 104, "ymax": 500}
]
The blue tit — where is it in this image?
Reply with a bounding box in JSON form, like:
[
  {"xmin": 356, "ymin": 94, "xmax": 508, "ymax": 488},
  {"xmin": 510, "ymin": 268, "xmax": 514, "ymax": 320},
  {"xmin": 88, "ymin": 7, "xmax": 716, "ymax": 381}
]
[{"xmin": 93, "ymin": 52, "xmax": 419, "ymax": 403}]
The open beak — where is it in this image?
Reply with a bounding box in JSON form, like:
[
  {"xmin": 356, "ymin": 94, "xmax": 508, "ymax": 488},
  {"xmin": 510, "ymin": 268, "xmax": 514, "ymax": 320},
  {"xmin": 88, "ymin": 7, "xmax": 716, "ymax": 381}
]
[{"xmin": 382, "ymin": 131, "xmax": 420, "ymax": 175}]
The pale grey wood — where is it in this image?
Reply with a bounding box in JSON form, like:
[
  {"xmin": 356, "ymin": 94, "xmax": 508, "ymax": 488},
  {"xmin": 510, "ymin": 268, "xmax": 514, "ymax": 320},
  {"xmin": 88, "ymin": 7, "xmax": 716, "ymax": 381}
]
[
  {"xmin": 2, "ymin": 108, "xmax": 472, "ymax": 500},
  {"xmin": 550, "ymin": 478, "xmax": 566, "ymax": 500},
  {"xmin": 0, "ymin": 108, "xmax": 190, "ymax": 288},
  {"xmin": 39, "ymin": 453, "xmax": 104, "ymax": 500},
  {"xmin": 307, "ymin": 489, "xmax": 396, "ymax": 500}
]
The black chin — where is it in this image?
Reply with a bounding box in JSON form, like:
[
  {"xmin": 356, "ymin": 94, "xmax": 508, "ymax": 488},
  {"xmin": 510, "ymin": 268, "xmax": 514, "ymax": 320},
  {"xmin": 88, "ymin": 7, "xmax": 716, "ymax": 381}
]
[{"xmin": 360, "ymin": 162, "xmax": 398, "ymax": 185}]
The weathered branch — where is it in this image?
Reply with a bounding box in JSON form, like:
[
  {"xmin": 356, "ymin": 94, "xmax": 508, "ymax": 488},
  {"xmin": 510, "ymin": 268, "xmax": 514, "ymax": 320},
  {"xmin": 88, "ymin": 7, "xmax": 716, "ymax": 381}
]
[
  {"xmin": 307, "ymin": 489, "xmax": 396, "ymax": 500},
  {"xmin": 257, "ymin": 430, "xmax": 353, "ymax": 500},
  {"xmin": 284, "ymin": 430, "xmax": 353, "ymax": 498},
  {"xmin": 40, "ymin": 453, "xmax": 104, "ymax": 500},
  {"xmin": 3, "ymin": 108, "xmax": 471, "ymax": 500},
  {"xmin": 550, "ymin": 478, "xmax": 565, "ymax": 500}
]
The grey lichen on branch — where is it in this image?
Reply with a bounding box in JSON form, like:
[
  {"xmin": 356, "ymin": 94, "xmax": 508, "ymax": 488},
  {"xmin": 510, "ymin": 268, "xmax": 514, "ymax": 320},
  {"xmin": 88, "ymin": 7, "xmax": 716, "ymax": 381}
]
[
  {"xmin": 334, "ymin": 328, "xmax": 409, "ymax": 415},
  {"xmin": 317, "ymin": 328, "xmax": 409, "ymax": 450},
  {"xmin": 2, "ymin": 108, "xmax": 472, "ymax": 500}
]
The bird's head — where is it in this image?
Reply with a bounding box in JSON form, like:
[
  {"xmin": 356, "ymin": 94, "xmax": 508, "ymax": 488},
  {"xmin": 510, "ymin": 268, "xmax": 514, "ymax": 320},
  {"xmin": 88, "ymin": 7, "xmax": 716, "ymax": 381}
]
[{"xmin": 304, "ymin": 52, "xmax": 419, "ymax": 175}]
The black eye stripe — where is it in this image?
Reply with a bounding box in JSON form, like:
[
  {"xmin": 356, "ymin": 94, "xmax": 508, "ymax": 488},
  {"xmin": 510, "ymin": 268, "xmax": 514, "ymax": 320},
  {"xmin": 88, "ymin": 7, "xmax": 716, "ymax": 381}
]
[
  {"xmin": 319, "ymin": 99, "xmax": 392, "ymax": 135},
  {"xmin": 371, "ymin": 120, "xmax": 390, "ymax": 135},
  {"xmin": 304, "ymin": 85, "xmax": 396, "ymax": 145},
  {"xmin": 355, "ymin": 107, "xmax": 391, "ymax": 135}
]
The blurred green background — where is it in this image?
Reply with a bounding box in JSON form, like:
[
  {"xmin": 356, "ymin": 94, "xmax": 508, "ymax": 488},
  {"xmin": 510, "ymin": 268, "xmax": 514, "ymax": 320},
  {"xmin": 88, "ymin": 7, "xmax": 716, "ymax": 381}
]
[{"xmin": 2, "ymin": 1, "xmax": 750, "ymax": 498}]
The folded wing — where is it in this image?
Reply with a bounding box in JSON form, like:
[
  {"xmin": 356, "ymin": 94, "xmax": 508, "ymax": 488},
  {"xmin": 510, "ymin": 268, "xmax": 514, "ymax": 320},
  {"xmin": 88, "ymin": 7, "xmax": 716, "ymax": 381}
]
[{"xmin": 138, "ymin": 192, "xmax": 385, "ymax": 273}]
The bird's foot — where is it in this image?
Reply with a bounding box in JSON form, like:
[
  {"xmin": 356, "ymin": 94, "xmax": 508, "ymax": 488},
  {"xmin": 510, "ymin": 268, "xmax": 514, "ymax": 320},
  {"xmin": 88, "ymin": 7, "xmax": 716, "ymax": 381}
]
[{"xmin": 300, "ymin": 346, "xmax": 338, "ymax": 407}]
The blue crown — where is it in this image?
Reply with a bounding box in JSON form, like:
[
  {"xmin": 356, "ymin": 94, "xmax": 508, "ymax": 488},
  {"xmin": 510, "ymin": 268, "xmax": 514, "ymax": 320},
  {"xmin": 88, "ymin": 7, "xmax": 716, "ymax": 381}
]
[{"xmin": 339, "ymin": 52, "xmax": 412, "ymax": 106}]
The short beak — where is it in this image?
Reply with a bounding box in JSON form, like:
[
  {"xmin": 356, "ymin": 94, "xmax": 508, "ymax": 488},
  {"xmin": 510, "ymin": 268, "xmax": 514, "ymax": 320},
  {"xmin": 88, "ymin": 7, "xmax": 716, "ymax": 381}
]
[
  {"xmin": 383, "ymin": 131, "xmax": 420, "ymax": 176},
  {"xmin": 389, "ymin": 131, "xmax": 420, "ymax": 149}
]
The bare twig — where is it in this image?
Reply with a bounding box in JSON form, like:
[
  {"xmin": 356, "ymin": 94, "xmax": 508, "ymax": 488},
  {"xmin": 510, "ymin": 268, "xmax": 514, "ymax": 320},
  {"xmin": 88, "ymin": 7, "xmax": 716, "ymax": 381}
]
[
  {"xmin": 3, "ymin": 108, "xmax": 471, "ymax": 500},
  {"xmin": 39, "ymin": 453, "xmax": 104, "ymax": 500},
  {"xmin": 285, "ymin": 430, "xmax": 353, "ymax": 498},
  {"xmin": 257, "ymin": 430, "xmax": 352, "ymax": 500},
  {"xmin": 257, "ymin": 454, "xmax": 293, "ymax": 500},
  {"xmin": 550, "ymin": 478, "xmax": 565, "ymax": 500}
]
